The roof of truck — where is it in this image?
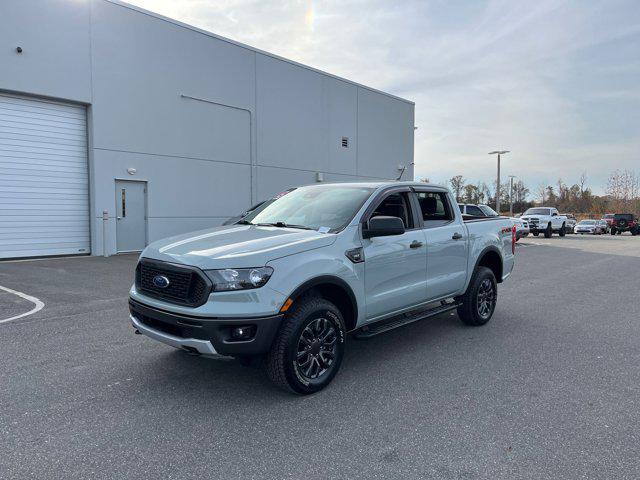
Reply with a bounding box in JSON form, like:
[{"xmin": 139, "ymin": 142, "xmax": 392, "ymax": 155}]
[{"xmin": 309, "ymin": 181, "xmax": 449, "ymax": 191}]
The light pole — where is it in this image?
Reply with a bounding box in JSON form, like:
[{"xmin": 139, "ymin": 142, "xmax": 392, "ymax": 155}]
[
  {"xmin": 488, "ymin": 150, "xmax": 509, "ymax": 213},
  {"xmin": 508, "ymin": 175, "xmax": 516, "ymax": 216}
]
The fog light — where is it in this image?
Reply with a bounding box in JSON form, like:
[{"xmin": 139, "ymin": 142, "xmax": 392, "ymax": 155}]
[{"xmin": 231, "ymin": 326, "xmax": 255, "ymax": 341}]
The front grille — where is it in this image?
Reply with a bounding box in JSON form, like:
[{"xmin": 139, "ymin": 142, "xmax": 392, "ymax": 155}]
[{"xmin": 136, "ymin": 259, "xmax": 211, "ymax": 307}]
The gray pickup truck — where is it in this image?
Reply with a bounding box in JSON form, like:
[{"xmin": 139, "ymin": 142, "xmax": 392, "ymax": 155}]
[{"xmin": 129, "ymin": 182, "xmax": 516, "ymax": 394}]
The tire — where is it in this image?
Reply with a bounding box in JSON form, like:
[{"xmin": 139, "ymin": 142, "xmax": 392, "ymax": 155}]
[
  {"xmin": 559, "ymin": 223, "xmax": 566, "ymax": 237},
  {"xmin": 611, "ymin": 228, "xmax": 616, "ymax": 235},
  {"xmin": 533, "ymin": 232, "xmax": 539, "ymax": 237},
  {"xmin": 544, "ymin": 223, "xmax": 552, "ymax": 238},
  {"xmin": 523, "ymin": 233, "xmax": 529, "ymax": 237},
  {"xmin": 266, "ymin": 295, "xmax": 345, "ymax": 394},
  {"xmin": 457, "ymin": 266, "xmax": 497, "ymax": 327}
]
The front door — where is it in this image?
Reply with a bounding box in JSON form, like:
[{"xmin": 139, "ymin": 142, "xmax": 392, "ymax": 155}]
[
  {"xmin": 115, "ymin": 180, "xmax": 147, "ymax": 252},
  {"xmin": 362, "ymin": 191, "xmax": 427, "ymax": 321}
]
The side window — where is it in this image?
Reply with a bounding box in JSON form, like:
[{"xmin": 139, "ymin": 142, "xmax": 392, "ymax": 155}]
[
  {"xmin": 466, "ymin": 205, "xmax": 484, "ymax": 216},
  {"xmin": 369, "ymin": 192, "xmax": 414, "ymax": 229},
  {"xmin": 458, "ymin": 204, "xmax": 464, "ymax": 213},
  {"xmin": 415, "ymin": 191, "xmax": 453, "ymax": 224}
]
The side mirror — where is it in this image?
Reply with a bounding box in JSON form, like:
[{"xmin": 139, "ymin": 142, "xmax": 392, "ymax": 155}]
[
  {"xmin": 552, "ymin": 212, "xmax": 557, "ymax": 216},
  {"xmin": 363, "ymin": 216, "xmax": 405, "ymax": 239}
]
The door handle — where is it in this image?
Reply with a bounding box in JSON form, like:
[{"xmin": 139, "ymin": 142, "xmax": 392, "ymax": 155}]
[
  {"xmin": 452, "ymin": 232, "xmax": 463, "ymax": 240},
  {"xmin": 409, "ymin": 240, "xmax": 424, "ymax": 248},
  {"xmin": 117, "ymin": 216, "xmax": 122, "ymax": 220}
]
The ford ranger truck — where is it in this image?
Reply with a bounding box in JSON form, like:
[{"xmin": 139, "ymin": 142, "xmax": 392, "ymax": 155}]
[
  {"xmin": 521, "ymin": 207, "xmax": 567, "ymax": 238},
  {"xmin": 129, "ymin": 182, "xmax": 516, "ymax": 394}
]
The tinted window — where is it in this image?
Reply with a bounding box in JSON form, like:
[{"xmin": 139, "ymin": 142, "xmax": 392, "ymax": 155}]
[
  {"xmin": 415, "ymin": 191, "xmax": 453, "ymax": 222},
  {"xmin": 466, "ymin": 205, "xmax": 484, "ymax": 216},
  {"xmin": 478, "ymin": 205, "xmax": 499, "ymax": 217},
  {"xmin": 369, "ymin": 192, "xmax": 414, "ymax": 229},
  {"xmin": 458, "ymin": 204, "xmax": 464, "ymax": 213}
]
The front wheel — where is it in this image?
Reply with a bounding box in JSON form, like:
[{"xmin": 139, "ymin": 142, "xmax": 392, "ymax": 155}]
[
  {"xmin": 559, "ymin": 223, "xmax": 566, "ymax": 237},
  {"xmin": 457, "ymin": 266, "xmax": 497, "ymax": 326},
  {"xmin": 266, "ymin": 295, "xmax": 345, "ymax": 394},
  {"xmin": 544, "ymin": 223, "xmax": 553, "ymax": 238}
]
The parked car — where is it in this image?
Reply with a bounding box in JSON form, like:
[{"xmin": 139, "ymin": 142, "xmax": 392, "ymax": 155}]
[
  {"xmin": 521, "ymin": 207, "xmax": 568, "ymax": 237},
  {"xmin": 602, "ymin": 213, "xmax": 615, "ymax": 229},
  {"xmin": 596, "ymin": 219, "xmax": 609, "ymax": 234},
  {"xmin": 458, "ymin": 203, "xmax": 487, "ymax": 217},
  {"xmin": 562, "ymin": 214, "xmax": 577, "ymax": 233},
  {"xmin": 574, "ymin": 219, "xmax": 603, "ymax": 235},
  {"xmin": 129, "ymin": 182, "xmax": 516, "ymax": 394},
  {"xmin": 610, "ymin": 213, "xmax": 639, "ymax": 235},
  {"xmin": 458, "ymin": 203, "xmax": 500, "ymax": 218},
  {"xmin": 512, "ymin": 217, "xmax": 529, "ymax": 240},
  {"xmin": 222, "ymin": 188, "xmax": 296, "ymax": 225}
]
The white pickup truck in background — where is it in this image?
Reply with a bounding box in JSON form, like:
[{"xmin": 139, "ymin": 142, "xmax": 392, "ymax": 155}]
[{"xmin": 521, "ymin": 207, "xmax": 567, "ymax": 238}]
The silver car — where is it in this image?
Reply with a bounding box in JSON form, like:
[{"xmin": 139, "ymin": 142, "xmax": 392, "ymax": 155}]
[{"xmin": 574, "ymin": 219, "xmax": 603, "ymax": 235}]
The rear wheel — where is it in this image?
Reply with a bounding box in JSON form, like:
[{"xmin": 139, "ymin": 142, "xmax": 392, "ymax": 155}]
[
  {"xmin": 559, "ymin": 223, "xmax": 566, "ymax": 237},
  {"xmin": 457, "ymin": 266, "xmax": 497, "ymax": 327},
  {"xmin": 266, "ymin": 295, "xmax": 345, "ymax": 394},
  {"xmin": 544, "ymin": 223, "xmax": 552, "ymax": 238}
]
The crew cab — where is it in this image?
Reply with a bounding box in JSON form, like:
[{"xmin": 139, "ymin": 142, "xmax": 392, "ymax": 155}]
[
  {"xmin": 129, "ymin": 182, "xmax": 516, "ymax": 394},
  {"xmin": 521, "ymin": 207, "xmax": 568, "ymax": 237}
]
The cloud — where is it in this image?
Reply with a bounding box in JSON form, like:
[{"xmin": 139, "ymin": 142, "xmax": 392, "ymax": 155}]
[{"xmin": 125, "ymin": 0, "xmax": 640, "ymax": 194}]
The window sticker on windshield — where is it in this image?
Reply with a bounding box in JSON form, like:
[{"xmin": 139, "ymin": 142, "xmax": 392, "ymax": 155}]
[{"xmin": 318, "ymin": 226, "xmax": 331, "ymax": 233}]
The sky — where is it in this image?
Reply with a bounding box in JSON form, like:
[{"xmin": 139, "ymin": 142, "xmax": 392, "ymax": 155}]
[{"xmin": 125, "ymin": 0, "xmax": 640, "ymax": 196}]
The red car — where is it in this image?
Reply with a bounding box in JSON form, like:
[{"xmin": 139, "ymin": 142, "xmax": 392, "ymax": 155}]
[
  {"xmin": 602, "ymin": 213, "xmax": 615, "ymax": 228},
  {"xmin": 610, "ymin": 213, "xmax": 639, "ymax": 235}
]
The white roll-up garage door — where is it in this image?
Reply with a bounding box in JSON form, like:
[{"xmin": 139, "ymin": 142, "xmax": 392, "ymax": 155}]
[{"xmin": 0, "ymin": 93, "xmax": 89, "ymax": 258}]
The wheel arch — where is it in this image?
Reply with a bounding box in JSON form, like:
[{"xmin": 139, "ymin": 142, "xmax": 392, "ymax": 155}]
[
  {"xmin": 287, "ymin": 276, "xmax": 358, "ymax": 331},
  {"xmin": 473, "ymin": 246, "xmax": 504, "ymax": 284}
]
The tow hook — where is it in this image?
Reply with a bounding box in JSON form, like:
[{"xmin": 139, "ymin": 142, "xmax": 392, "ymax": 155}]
[{"xmin": 134, "ymin": 329, "xmax": 141, "ymax": 335}]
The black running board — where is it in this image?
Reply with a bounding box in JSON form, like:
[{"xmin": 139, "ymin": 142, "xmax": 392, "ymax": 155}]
[{"xmin": 354, "ymin": 300, "xmax": 461, "ymax": 339}]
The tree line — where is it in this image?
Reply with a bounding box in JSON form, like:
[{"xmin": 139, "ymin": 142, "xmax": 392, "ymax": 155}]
[{"xmin": 421, "ymin": 170, "xmax": 640, "ymax": 215}]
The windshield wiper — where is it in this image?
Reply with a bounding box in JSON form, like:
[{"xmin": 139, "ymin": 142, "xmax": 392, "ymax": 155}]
[
  {"xmin": 236, "ymin": 220, "xmax": 253, "ymax": 225},
  {"xmin": 255, "ymin": 221, "xmax": 315, "ymax": 230}
]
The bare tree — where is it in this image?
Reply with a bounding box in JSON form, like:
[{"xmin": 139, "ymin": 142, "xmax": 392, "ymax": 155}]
[{"xmin": 449, "ymin": 175, "xmax": 466, "ymax": 202}]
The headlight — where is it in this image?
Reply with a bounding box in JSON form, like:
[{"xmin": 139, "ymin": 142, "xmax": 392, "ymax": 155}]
[{"xmin": 205, "ymin": 267, "xmax": 273, "ymax": 291}]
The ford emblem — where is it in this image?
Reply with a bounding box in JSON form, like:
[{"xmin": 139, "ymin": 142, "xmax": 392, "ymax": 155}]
[{"xmin": 152, "ymin": 275, "xmax": 170, "ymax": 289}]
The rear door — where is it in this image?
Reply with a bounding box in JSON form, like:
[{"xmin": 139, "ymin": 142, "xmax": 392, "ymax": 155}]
[
  {"xmin": 414, "ymin": 189, "xmax": 468, "ymax": 300},
  {"xmin": 362, "ymin": 189, "xmax": 427, "ymax": 321}
]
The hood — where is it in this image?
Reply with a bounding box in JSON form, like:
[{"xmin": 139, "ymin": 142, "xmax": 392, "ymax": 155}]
[{"xmin": 141, "ymin": 225, "xmax": 337, "ymax": 270}]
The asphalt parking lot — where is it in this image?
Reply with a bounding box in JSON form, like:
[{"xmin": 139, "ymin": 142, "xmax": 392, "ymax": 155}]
[{"xmin": 1, "ymin": 235, "xmax": 639, "ymax": 479}]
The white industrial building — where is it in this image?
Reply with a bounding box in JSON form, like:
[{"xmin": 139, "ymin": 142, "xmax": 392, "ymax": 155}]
[{"xmin": 0, "ymin": 0, "xmax": 415, "ymax": 259}]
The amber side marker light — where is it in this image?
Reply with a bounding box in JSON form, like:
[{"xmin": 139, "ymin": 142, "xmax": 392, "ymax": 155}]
[{"xmin": 280, "ymin": 298, "xmax": 293, "ymax": 313}]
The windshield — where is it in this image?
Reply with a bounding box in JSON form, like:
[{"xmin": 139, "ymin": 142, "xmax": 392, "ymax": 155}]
[
  {"xmin": 242, "ymin": 184, "xmax": 374, "ymax": 231},
  {"xmin": 524, "ymin": 208, "xmax": 550, "ymax": 216},
  {"xmin": 579, "ymin": 220, "xmax": 595, "ymax": 225},
  {"xmin": 478, "ymin": 205, "xmax": 499, "ymax": 217}
]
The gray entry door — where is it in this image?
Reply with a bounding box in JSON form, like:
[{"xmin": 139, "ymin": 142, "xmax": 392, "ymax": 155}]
[{"xmin": 115, "ymin": 181, "xmax": 146, "ymax": 252}]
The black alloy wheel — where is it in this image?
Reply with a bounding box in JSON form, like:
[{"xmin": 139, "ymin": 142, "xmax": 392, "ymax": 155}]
[
  {"xmin": 476, "ymin": 278, "xmax": 496, "ymax": 320},
  {"xmin": 296, "ymin": 318, "xmax": 338, "ymax": 381}
]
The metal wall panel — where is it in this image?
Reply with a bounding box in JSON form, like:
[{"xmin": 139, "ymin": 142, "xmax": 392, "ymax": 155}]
[{"xmin": 0, "ymin": 93, "xmax": 89, "ymax": 258}]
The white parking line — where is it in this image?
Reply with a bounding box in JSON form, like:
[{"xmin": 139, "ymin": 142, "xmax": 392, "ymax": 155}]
[{"xmin": 0, "ymin": 285, "xmax": 45, "ymax": 324}]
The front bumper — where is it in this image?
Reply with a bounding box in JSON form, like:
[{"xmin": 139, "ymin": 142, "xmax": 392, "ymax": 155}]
[{"xmin": 129, "ymin": 298, "xmax": 283, "ymax": 356}]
